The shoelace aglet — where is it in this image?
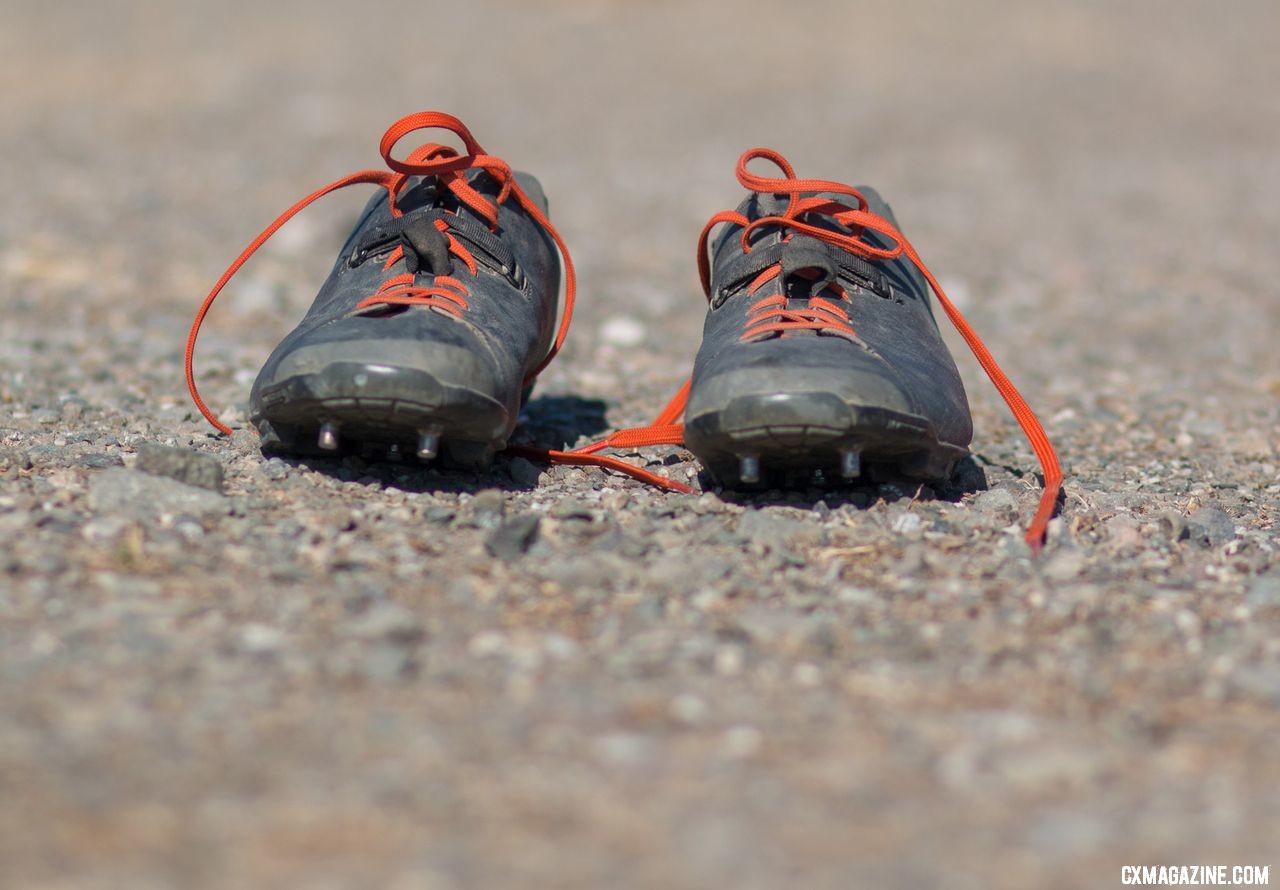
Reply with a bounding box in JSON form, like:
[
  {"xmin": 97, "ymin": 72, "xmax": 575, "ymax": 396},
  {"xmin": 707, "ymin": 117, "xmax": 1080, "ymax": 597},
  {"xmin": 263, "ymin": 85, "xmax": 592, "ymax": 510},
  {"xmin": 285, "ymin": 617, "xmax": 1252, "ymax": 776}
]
[{"xmin": 1024, "ymin": 473, "xmax": 1063, "ymax": 554}]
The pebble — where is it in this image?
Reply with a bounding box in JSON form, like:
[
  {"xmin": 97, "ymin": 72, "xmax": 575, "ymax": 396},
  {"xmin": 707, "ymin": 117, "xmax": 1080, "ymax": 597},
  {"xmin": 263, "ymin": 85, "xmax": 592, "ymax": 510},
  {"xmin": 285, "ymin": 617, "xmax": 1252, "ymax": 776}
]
[
  {"xmin": 1245, "ymin": 576, "xmax": 1280, "ymax": 608},
  {"xmin": 358, "ymin": 646, "xmax": 416, "ymax": 683},
  {"xmin": 344, "ymin": 602, "xmax": 425, "ymax": 644},
  {"xmin": 0, "ymin": 448, "xmax": 33, "ymax": 470},
  {"xmin": 507, "ymin": 456, "xmax": 545, "ymax": 488},
  {"xmin": 135, "ymin": 443, "xmax": 225, "ymax": 492},
  {"xmin": 669, "ymin": 693, "xmax": 709, "ymax": 726},
  {"xmin": 238, "ymin": 623, "xmax": 286, "ymax": 655},
  {"xmin": 87, "ymin": 469, "xmax": 227, "ymax": 521},
  {"xmin": 721, "ymin": 726, "xmax": 763, "ymax": 759},
  {"xmin": 736, "ymin": 510, "xmax": 808, "ymax": 546},
  {"xmin": 891, "ymin": 512, "xmax": 923, "ymax": 535},
  {"xmin": 1185, "ymin": 507, "xmax": 1236, "ymax": 548},
  {"xmin": 460, "ymin": 489, "xmax": 506, "ymax": 529},
  {"xmin": 485, "ymin": 514, "xmax": 541, "ymax": 561},
  {"xmin": 970, "ymin": 487, "xmax": 1018, "ymax": 518},
  {"xmin": 599, "ymin": 315, "xmax": 647, "ymax": 347}
]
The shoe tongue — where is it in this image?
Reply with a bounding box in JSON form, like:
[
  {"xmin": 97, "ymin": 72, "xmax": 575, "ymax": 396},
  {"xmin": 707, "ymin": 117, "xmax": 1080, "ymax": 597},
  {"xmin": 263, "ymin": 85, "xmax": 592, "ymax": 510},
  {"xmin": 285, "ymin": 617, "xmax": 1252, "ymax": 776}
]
[
  {"xmin": 779, "ymin": 235, "xmax": 838, "ymax": 293},
  {"xmin": 735, "ymin": 191, "xmax": 789, "ymax": 222}
]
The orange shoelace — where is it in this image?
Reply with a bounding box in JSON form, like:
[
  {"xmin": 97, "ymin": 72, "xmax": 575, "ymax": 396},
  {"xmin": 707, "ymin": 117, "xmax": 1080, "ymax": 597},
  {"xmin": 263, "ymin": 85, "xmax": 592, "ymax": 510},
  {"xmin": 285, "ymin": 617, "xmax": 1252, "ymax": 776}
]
[
  {"xmin": 187, "ymin": 110, "xmax": 575, "ymax": 433},
  {"xmin": 565, "ymin": 148, "xmax": 1064, "ymax": 550}
]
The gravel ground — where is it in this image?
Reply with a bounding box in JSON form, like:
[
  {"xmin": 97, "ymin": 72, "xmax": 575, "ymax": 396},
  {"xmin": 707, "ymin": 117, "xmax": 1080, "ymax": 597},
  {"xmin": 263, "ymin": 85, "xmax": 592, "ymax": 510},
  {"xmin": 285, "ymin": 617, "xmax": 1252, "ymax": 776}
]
[{"xmin": 2, "ymin": 2, "xmax": 1279, "ymax": 888}]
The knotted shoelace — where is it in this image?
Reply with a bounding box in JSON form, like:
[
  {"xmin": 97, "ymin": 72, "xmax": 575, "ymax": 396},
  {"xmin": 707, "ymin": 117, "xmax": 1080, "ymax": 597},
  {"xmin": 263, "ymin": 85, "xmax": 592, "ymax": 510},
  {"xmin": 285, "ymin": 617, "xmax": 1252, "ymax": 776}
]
[
  {"xmin": 565, "ymin": 148, "xmax": 1063, "ymax": 549},
  {"xmin": 187, "ymin": 110, "xmax": 577, "ymax": 434}
]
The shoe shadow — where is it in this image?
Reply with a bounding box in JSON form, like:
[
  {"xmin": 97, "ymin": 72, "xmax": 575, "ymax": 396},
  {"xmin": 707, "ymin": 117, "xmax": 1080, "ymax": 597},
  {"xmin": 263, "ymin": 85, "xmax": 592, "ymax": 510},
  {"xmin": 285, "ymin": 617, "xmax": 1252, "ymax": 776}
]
[
  {"xmin": 515, "ymin": 394, "xmax": 610, "ymax": 450},
  {"xmin": 275, "ymin": 395, "xmax": 611, "ymax": 494},
  {"xmin": 704, "ymin": 454, "xmax": 989, "ymax": 510}
]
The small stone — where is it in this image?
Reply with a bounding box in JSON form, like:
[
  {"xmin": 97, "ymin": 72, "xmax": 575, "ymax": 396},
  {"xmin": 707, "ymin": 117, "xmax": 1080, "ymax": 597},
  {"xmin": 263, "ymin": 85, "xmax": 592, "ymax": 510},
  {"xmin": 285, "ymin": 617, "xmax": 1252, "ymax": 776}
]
[
  {"xmin": 230, "ymin": 428, "xmax": 258, "ymax": 452},
  {"xmin": 173, "ymin": 516, "xmax": 205, "ymax": 543},
  {"xmin": 135, "ymin": 444, "xmax": 225, "ymax": 492},
  {"xmin": 0, "ymin": 448, "xmax": 33, "ymax": 471},
  {"xmin": 238, "ymin": 623, "xmax": 285, "ymax": 655},
  {"xmin": 424, "ymin": 505, "xmax": 455, "ymax": 524},
  {"xmin": 737, "ymin": 510, "xmax": 808, "ymax": 546},
  {"xmin": 1042, "ymin": 548, "xmax": 1086, "ymax": 582},
  {"xmin": 507, "ymin": 456, "xmax": 545, "ymax": 488},
  {"xmin": 691, "ymin": 494, "xmax": 726, "ymax": 515},
  {"xmin": 260, "ymin": 458, "xmax": 290, "ymax": 481},
  {"xmin": 1229, "ymin": 665, "xmax": 1280, "ymax": 706},
  {"xmin": 468, "ymin": 631, "xmax": 508, "ymax": 657},
  {"xmin": 891, "ymin": 512, "xmax": 923, "ymax": 535},
  {"xmin": 549, "ymin": 500, "xmax": 595, "ymax": 521},
  {"xmin": 970, "ymin": 487, "xmax": 1018, "ymax": 518},
  {"xmin": 1105, "ymin": 514, "xmax": 1142, "ymax": 549},
  {"xmin": 358, "ymin": 646, "xmax": 416, "ymax": 683},
  {"xmin": 599, "ymin": 315, "xmax": 646, "ymax": 347},
  {"xmin": 79, "ymin": 453, "xmax": 123, "ymax": 469},
  {"xmin": 721, "ymin": 726, "xmax": 763, "ymax": 759},
  {"xmin": 792, "ymin": 663, "xmax": 823, "ymax": 687},
  {"xmin": 543, "ymin": 633, "xmax": 579, "ymax": 660},
  {"xmin": 691, "ymin": 588, "xmax": 726, "ymax": 612},
  {"xmin": 345, "ymin": 602, "xmax": 425, "ymax": 644},
  {"xmin": 669, "ymin": 694, "xmax": 709, "ymax": 726},
  {"xmin": 1185, "ymin": 506, "xmax": 1236, "ymax": 548},
  {"xmin": 1158, "ymin": 511, "xmax": 1190, "ymax": 542},
  {"xmin": 81, "ymin": 515, "xmax": 133, "ymax": 544},
  {"xmin": 485, "ymin": 514, "xmax": 540, "ymax": 561},
  {"xmin": 88, "ymin": 468, "xmax": 227, "ymax": 521},
  {"xmin": 1245, "ymin": 576, "xmax": 1280, "ymax": 608},
  {"xmin": 593, "ymin": 732, "xmax": 654, "ymax": 766},
  {"xmin": 602, "ymin": 491, "xmax": 630, "ymax": 512},
  {"xmin": 460, "ymin": 489, "xmax": 506, "ymax": 529}
]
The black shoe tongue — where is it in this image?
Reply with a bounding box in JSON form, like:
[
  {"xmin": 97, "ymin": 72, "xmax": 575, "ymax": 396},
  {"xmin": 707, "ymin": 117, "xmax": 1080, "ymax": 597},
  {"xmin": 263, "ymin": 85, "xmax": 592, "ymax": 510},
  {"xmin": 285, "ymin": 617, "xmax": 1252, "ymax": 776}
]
[
  {"xmin": 780, "ymin": 235, "xmax": 838, "ymax": 294},
  {"xmin": 400, "ymin": 212, "xmax": 453, "ymax": 276}
]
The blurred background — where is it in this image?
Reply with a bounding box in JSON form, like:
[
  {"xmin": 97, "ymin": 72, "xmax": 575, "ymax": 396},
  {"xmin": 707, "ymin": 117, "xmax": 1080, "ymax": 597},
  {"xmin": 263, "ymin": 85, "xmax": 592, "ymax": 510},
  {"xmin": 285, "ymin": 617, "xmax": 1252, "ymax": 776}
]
[
  {"xmin": 5, "ymin": 0, "xmax": 1278, "ymax": 418},
  {"xmin": 2, "ymin": 1, "xmax": 1278, "ymax": 888}
]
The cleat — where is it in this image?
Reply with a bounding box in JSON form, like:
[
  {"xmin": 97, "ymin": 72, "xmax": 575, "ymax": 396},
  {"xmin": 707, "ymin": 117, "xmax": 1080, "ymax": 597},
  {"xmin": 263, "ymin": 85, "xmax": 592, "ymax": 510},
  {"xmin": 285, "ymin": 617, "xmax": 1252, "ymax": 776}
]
[
  {"xmin": 186, "ymin": 111, "xmax": 578, "ymax": 476},
  {"xmin": 317, "ymin": 423, "xmax": 340, "ymax": 451},
  {"xmin": 738, "ymin": 454, "xmax": 761, "ymax": 484},
  {"xmin": 416, "ymin": 430, "xmax": 440, "ymax": 460},
  {"xmin": 840, "ymin": 448, "xmax": 862, "ymax": 479}
]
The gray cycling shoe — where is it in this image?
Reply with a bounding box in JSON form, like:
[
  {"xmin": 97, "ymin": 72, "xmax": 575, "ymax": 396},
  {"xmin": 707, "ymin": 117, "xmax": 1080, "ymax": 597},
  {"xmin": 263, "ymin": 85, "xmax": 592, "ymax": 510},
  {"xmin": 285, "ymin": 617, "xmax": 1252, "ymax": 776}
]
[
  {"xmin": 683, "ymin": 150, "xmax": 972, "ymax": 489},
  {"xmin": 187, "ymin": 111, "xmax": 575, "ymax": 471},
  {"xmin": 571, "ymin": 148, "xmax": 1059, "ymax": 546}
]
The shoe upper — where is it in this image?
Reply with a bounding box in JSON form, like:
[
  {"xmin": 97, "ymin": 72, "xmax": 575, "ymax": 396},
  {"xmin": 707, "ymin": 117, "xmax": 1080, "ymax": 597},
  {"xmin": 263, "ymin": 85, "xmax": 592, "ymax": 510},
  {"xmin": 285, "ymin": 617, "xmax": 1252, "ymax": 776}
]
[
  {"xmin": 687, "ymin": 187, "xmax": 973, "ymax": 448},
  {"xmin": 249, "ymin": 169, "xmax": 560, "ymax": 428}
]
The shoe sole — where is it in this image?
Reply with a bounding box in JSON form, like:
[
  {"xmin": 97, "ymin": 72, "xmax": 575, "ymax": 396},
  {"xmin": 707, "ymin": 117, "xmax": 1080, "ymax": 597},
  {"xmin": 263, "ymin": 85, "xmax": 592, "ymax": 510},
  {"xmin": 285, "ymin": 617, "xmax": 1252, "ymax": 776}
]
[
  {"xmin": 684, "ymin": 391, "xmax": 968, "ymax": 489},
  {"xmin": 250, "ymin": 361, "xmax": 514, "ymax": 470}
]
